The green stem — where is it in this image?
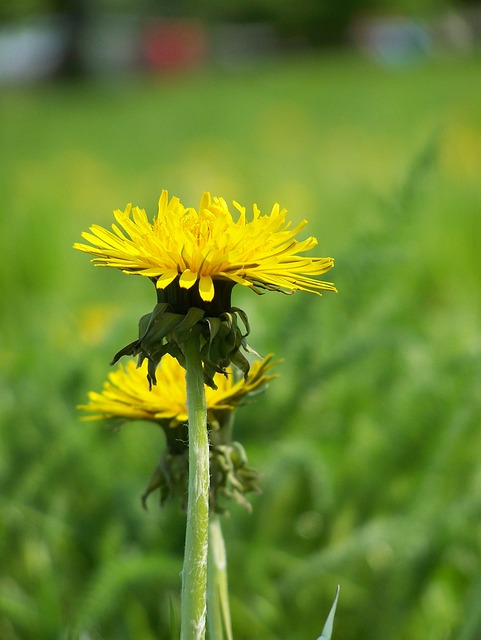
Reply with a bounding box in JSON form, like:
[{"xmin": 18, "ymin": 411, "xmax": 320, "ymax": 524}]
[
  {"xmin": 181, "ymin": 332, "xmax": 210, "ymax": 640},
  {"xmin": 207, "ymin": 514, "xmax": 234, "ymax": 640}
]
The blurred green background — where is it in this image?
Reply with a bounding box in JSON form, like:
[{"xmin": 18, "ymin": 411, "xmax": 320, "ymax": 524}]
[{"xmin": 2, "ymin": 10, "xmax": 481, "ymax": 638}]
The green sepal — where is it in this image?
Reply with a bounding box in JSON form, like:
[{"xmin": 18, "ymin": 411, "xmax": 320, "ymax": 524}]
[
  {"xmin": 110, "ymin": 305, "xmax": 172, "ymax": 366},
  {"xmin": 138, "ymin": 309, "xmax": 157, "ymax": 337},
  {"xmin": 111, "ymin": 301, "xmax": 258, "ymax": 390},
  {"xmin": 145, "ymin": 343, "xmax": 171, "ymax": 388},
  {"xmin": 142, "ymin": 437, "xmax": 260, "ymax": 514},
  {"xmin": 142, "ymin": 449, "xmax": 189, "ymax": 510},
  {"xmin": 172, "ymin": 307, "xmax": 205, "ymax": 344},
  {"xmin": 230, "ymin": 306, "xmax": 250, "ymax": 335},
  {"xmin": 110, "ymin": 339, "xmax": 142, "ymax": 365},
  {"xmin": 142, "ymin": 309, "xmax": 184, "ymax": 354},
  {"xmin": 210, "ymin": 441, "xmax": 260, "ymax": 514},
  {"xmin": 205, "ymin": 317, "xmax": 221, "ymax": 342},
  {"xmin": 229, "ymin": 348, "xmax": 250, "ymax": 380}
]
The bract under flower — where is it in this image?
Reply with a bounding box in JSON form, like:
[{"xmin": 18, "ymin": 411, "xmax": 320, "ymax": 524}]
[{"xmin": 109, "ymin": 301, "xmax": 257, "ymax": 390}]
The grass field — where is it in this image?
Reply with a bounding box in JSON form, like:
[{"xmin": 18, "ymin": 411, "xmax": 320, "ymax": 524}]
[{"xmin": 1, "ymin": 49, "xmax": 481, "ymax": 639}]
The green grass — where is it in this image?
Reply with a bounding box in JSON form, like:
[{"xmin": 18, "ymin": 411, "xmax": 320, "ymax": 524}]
[{"xmin": 1, "ymin": 50, "xmax": 481, "ymax": 639}]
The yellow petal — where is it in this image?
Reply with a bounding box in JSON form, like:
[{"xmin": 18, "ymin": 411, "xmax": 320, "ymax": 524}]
[
  {"xmin": 179, "ymin": 269, "xmax": 198, "ymax": 290},
  {"xmin": 156, "ymin": 270, "xmax": 178, "ymax": 288},
  {"xmin": 199, "ymin": 275, "xmax": 215, "ymax": 302},
  {"xmin": 198, "ymin": 191, "xmax": 211, "ymax": 213},
  {"xmin": 75, "ymin": 190, "xmax": 336, "ymax": 296}
]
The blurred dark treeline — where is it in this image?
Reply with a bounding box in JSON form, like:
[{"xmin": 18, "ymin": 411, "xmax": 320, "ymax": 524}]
[
  {"xmin": 1, "ymin": 0, "xmax": 480, "ymax": 83},
  {"xmin": 2, "ymin": 0, "xmax": 480, "ymax": 47}
]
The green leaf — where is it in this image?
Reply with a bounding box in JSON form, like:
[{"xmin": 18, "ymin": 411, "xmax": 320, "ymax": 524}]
[{"xmin": 317, "ymin": 586, "xmax": 340, "ymax": 640}]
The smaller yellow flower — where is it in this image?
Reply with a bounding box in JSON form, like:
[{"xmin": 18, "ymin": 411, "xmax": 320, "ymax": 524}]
[
  {"xmin": 78, "ymin": 353, "xmax": 279, "ymax": 429},
  {"xmin": 79, "ymin": 354, "xmax": 279, "ymax": 510}
]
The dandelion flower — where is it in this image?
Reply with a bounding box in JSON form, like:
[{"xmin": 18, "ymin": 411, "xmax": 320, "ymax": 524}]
[
  {"xmin": 74, "ymin": 190, "xmax": 337, "ymax": 304},
  {"xmin": 78, "ymin": 354, "xmax": 279, "ymax": 510},
  {"xmin": 79, "ymin": 353, "xmax": 278, "ymax": 429},
  {"xmin": 74, "ymin": 190, "xmax": 336, "ymax": 386}
]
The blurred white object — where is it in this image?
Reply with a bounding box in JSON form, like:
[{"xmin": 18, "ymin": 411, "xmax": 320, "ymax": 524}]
[
  {"xmin": 350, "ymin": 15, "xmax": 432, "ymax": 66},
  {"xmin": 0, "ymin": 16, "xmax": 68, "ymax": 83}
]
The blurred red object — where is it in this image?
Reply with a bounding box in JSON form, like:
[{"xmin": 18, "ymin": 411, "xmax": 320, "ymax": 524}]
[{"xmin": 142, "ymin": 19, "xmax": 207, "ymax": 71}]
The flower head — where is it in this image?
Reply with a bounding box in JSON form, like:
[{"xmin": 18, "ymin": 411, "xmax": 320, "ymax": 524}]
[
  {"xmin": 74, "ymin": 190, "xmax": 336, "ymax": 388},
  {"xmin": 78, "ymin": 353, "xmax": 279, "ymax": 510},
  {"xmin": 74, "ymin": 190, "xmax": 337, "ymax": 303},
  {"xmin": 78, "ymin": 353, "xmax": 278, "ymax": 429}
]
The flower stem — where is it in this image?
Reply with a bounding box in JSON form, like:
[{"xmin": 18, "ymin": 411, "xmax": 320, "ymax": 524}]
[
  {"xmin": 207, "ymin": 513, "xmax": 234, "ymax": 640},
  {"xmin": 181, "ymin": 331, "xmax": 210, "ymax": 640}
]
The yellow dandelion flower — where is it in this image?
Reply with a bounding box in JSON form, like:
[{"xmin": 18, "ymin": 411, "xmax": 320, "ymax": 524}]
[
  {"xmin": 78, "ymin": 353, "xmax": 279, "ymax": 429},
  {"xmin": 74, "ymin": 190, "xmax": 337, "ymax": 303},
  {"xmin": 75, "ymin": 190, "xmax": 336, "ymax": 388}
]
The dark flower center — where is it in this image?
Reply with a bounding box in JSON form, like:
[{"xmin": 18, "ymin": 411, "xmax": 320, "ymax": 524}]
[{"xmin": 155, "ymin": 276, "xmax": 236, "ymax": 317}]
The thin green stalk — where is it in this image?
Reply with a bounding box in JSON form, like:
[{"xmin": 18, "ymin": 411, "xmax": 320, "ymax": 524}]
[
  {"xmin": 207, "ymin": 514, "xmax": 234, "ymax": 640},
  {"xmin": 181, "ymin": 332, "xmax": 210, "ymax": 640}
]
